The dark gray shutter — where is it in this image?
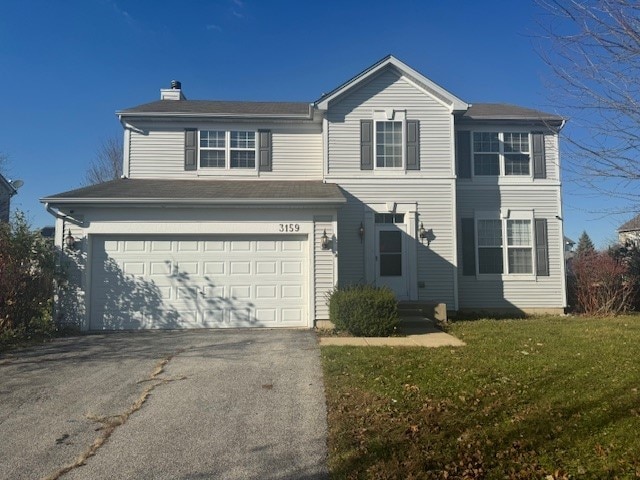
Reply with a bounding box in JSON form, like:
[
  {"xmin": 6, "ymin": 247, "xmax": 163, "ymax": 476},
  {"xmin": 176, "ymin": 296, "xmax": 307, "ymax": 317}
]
[
  {"xmin": 258, "ymin": 130, "xmax": 272, "ymax": 171},
  {"xmin": 184, "ymin": 129, "xmax": 197, "ymax": 171},
  {"xmin": 535, "ymin": 218, "xmax": 549, "ymax": 276},
  {"xmin": 456, "ymin": 131, "xmax": 471, "ymax": 179},
  {"xmin": 532, "ymin": 132, "xmax": 546, "ymax": 179},
  {"xmin": 461, "ymin": 218, "xmax": 476, "ymax": 276},
  {"xmin": 406, "ymin": 120, "xmax": 420, "ymax": 170},
  {"xmin": 360, "ymin": 120, "xmax": 373, "ymax": 170}
]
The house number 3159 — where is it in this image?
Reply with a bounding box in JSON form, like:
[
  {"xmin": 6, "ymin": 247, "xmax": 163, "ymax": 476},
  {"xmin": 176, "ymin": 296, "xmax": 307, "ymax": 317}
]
[{"xmin": 279, "ymin": 223, "xmax": 300, "ymax": 232}]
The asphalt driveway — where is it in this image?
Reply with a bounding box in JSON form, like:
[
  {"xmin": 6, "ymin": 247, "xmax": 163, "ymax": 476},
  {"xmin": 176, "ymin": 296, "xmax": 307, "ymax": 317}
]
[{"xmin": 0, "ymin": 330, "xmax": 328, "ymax": 480}]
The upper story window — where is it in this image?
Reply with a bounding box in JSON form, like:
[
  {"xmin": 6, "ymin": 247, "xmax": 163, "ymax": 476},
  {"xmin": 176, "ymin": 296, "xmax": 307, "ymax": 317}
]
[
  {"xmin": 361, "ymin": 110, "xmax": 419, "ymax": 171},
  {"xmin": 199, "ymin": 130, "xmax": 256, "ymax": 169},
  {"xmin": 472, "ymin": 132, "xmax": 530, "ymax": 177},
  {"xmin": 375, "ymin": 121, "xmax": 403, "ymax": 168}
]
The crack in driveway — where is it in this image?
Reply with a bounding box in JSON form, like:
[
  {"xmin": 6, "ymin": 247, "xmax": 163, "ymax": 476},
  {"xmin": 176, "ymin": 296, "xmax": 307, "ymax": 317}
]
[{"xmin": 43, "ymin": 349, "xmax": 186, "ymax": 480}]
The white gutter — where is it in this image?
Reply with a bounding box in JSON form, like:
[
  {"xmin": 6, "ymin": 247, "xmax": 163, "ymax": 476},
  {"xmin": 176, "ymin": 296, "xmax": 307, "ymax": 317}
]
[{"xmin": 44, "ymin": 203, "xmax": 85, "ymax": 226}]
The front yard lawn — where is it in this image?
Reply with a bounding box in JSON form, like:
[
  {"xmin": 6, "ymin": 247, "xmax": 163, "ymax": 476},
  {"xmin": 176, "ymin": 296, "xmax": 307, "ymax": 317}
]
[{"xmin": 322, "ymin": 316, "xmax": 640, "ymax": 479}]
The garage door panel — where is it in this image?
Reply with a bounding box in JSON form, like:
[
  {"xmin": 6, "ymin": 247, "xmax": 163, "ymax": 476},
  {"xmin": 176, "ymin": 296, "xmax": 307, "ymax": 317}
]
[
  {"xmin": 282, "ymin": 261, "xmax": 302, "ymax": 274},
  {"xmin": 231, "ymin": 241, "xmax": 251, "ymax": 252},
  {"xmin": 230, "ymin": 261, "xmax": 251, "ymax": 275},
  {"xmin": 123, "ymin": 262, "xmax": 145, "ymax": 276},
  {"xmin": 282, "ymin": 285, "xmax": 303, "ymax": 299},
  {"xmin": 229, "ymin": 285, "xmax": 251, "ymax": 299},
  {"xmin": 90, "ymin": 236, "xmax": 307, "ymax": 330},
  {"xmin": 282, "ymin": 309, "xmax": 304, "ymax": 323},
  {"xmin": 175, "ymin": 261, "xmax": 199, "ymax": 275},
  {"xmin": 204, "ymin": 261, "xmax": 225, "ymax": 275},
  {"xmin": 151, "ymin": 240, "xmax": 172, "ymax": 252},
  {"xmin": 230, "ymin": 307, "xmax": 256, "ymax": 326},
  {"xmin": 256, "ymin": 240, "xmax": 277, "ymax": 251},
  {"xmin": 150, "ymin": 262, "xmax": 171, "ymax": 276},
  {"xmin": 202, "ymin": 308, "xmax": 225, "ymax": 326},
  {"xmin": 204, "ymin": 240, "xmax": 225, "ymax": 252},
  {"xmin": 124, "ymin": 240, "xmax": 145, "ymax": 252},
  {"xmin": 255, "ymin": 285, "xmax": 277, "ymax": 299},
  {"xmin": 177, "ymin": 240, "xmax": 199, "ymax": 252},
  {"xmin": 256, "ymin": 261, "xmax": 277, "ymax": 275},
  {"xmin": 282, "ymin": 240, "xmax": 303, "ymax": 252}
]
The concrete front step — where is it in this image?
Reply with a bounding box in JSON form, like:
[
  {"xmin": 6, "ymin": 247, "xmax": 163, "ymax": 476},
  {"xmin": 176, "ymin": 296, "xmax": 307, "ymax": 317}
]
[{"xmin": 397, "ymin": 302, "xmax": 447, "ymax": 323}]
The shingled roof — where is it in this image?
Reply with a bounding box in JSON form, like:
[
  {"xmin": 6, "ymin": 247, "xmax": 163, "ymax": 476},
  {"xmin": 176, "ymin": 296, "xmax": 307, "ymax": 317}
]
[
  {"xmin": 460, "ymin": 103, "xmax": 564, "ymax": 125},
  {"xmin": 41, "ymin": 179, "xmax": 346, "ymax": 205},
  {"xmin": 118, "ymin": 100, "xmax": 313, "ymax": 118},
  {"xmin": 619, "ymin": 214, "xmax": 640, "ymax": 232}
]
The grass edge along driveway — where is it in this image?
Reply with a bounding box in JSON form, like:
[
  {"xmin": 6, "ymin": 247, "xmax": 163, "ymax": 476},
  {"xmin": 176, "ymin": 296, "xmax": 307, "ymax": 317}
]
[{"xmin": 322, "ymin": 316, "xmax": 640, "ymax": 479}]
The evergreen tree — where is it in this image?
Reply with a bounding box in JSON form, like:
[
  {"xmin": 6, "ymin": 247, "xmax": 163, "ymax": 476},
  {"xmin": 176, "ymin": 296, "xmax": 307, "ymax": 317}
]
[{"xmin": 576, "ymin": 231, "xmax": 596, "ymax": 257}]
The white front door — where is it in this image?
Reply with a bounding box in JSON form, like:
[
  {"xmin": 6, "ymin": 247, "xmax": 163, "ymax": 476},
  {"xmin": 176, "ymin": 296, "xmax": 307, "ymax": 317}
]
[{"xmin": 375, "ymin": 224, "xmax": 409, "ymax": 300}]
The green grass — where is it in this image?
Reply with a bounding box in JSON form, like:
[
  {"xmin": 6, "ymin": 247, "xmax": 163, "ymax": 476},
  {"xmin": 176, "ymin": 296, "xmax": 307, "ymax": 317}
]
[{"xmin": 321, "ymin": 316, "xmax": 640, "ymax": 479}]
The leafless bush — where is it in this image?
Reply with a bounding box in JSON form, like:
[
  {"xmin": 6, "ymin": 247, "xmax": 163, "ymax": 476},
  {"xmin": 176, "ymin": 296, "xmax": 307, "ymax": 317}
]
[{"xmin": 571, "ymin": 251, "xmax": 636, "ymax": 315}]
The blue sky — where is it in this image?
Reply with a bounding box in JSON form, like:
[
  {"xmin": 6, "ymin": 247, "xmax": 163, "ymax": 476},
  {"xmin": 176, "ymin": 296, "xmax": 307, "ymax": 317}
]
[{"xmin": 0, "ymin": 0, "xmax": 628, "ymax": 247}]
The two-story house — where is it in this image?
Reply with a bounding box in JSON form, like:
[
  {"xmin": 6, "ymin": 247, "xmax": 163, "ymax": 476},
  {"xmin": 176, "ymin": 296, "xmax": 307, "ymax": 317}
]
[{"xmin": 42, "ymin": 56, "xmax": 567, "ymax": 331}]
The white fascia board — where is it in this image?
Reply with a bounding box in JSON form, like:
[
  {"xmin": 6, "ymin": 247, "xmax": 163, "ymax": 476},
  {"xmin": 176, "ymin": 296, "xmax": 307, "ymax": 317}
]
[
  {"xmin": 116, "ymin": 106, "xmax": 317, "ymax": 121},
  {"xmin": 315, "ymin": 55, "xmax": 468, "ymax": 112},
  {"xmin": 389, "ymin": 58, "xmax": 468, "ymax": 111}
]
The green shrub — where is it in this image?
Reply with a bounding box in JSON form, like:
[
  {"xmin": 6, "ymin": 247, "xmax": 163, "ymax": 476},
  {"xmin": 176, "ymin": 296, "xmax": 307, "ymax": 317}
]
[
  {"xmin": 328, "ymin": 284, "xmax": 399, "ymax": 336},
  {"xmin": 0, "ymin": 212, "xmax": 62, "ymax": 343}
]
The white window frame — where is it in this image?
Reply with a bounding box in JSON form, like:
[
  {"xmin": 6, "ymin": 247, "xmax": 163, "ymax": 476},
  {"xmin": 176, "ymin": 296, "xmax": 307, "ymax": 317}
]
[
  {"xmin": 471, "ymin": 130, "xmax": 532, "ymax": 178},
  {"xmin": 475, "ymin": 210, "xmax": 536, "ymax": 279},
  {"xmin": 198, "ymin": 129, "xmax": 257, "ymax": 172},
  {"xmin": 373, "ymin": 110, "xmax": 406, "ymax": 170}
]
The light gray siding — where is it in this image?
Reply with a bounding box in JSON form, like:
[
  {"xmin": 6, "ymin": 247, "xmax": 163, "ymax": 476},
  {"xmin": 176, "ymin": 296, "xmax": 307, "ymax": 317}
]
[
  {"xmin": 128, "ymin": 122, "xmax": 323, "ymax": 180},
  {"xmin": 313, "ymin": 216, "xmax": 335, "ymax": 320},
  {"xmin": 336, "ymin": 181, "xmax": 457, "ymax": 307},
  {"xmin": 456, "ymin": 186, "xmax": 565, "ymax": 309},
  {"xmin": 326, "ymin": 69, "xmax": 454, "ymax": 178},
  {"xmin": 544, "ymin": 133, "xmax": 560, "ymax": 182}
]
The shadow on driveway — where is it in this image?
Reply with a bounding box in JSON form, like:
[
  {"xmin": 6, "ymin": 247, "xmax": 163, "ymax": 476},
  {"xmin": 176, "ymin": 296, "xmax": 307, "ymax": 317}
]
[{"xmin": 0, "ymin": 330, "xmax": 328, "ymax": 480}]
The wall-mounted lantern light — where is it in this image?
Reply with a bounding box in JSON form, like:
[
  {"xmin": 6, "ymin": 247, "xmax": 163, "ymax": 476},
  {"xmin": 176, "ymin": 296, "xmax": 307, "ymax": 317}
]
[
  {"xmin": 65, "ymin": 229, "xmax": 78, "ymax": 251},
  {"xmin": 418, "ymin": 223, "xmax": 427, "ymax": 240},
  {"xmin": 321, "ymin": 229, "xmax": 330, "ymax": 250},
  {"xmin": 358, "ymin": 222, "xmax": 365, "ymax": 243}
]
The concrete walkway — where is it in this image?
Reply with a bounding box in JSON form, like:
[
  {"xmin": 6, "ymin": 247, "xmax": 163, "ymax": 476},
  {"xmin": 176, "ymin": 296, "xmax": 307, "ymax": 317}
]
[{"xmin": 318, "ymin": 317, "xmax": 465, "ymax": 347}]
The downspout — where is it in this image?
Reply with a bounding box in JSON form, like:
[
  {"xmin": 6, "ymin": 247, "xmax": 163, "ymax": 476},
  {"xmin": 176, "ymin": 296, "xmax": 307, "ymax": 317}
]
[{"xmin": 118, "ymin": 116, "xmax": 143, "ymax": 180}]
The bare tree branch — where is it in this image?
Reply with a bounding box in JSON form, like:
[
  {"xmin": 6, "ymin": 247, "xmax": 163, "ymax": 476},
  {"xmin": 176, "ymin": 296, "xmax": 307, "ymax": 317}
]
[
  {"xmin": 85, "ymin": 136, "xmax": 124, "ymax": 185},
  {"xmin": 537, "ymin": 0, "xmax": 640, "ymax": 211}
]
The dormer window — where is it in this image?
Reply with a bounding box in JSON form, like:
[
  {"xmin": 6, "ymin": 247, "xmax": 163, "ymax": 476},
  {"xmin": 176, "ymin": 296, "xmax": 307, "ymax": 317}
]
[{"xmin": 199, "ymin": 130, "xmax": 256, "ymax": 169}]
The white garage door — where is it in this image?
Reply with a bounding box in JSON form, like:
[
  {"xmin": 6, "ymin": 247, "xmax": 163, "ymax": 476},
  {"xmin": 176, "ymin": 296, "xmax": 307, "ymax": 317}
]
[{"xmin": 89, "ymin": 235, "xmax": 308, "ymax": 330}]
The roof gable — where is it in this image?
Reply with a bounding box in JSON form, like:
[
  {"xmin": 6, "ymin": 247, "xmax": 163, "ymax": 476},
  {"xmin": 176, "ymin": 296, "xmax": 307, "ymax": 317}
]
[
  {"xmin": 619, "ymin": 214, "xmax": 640, "ymax": 232},
  {"xmin": 315, "ymin": 55, "xmax": 468, "ymax": 112}
]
